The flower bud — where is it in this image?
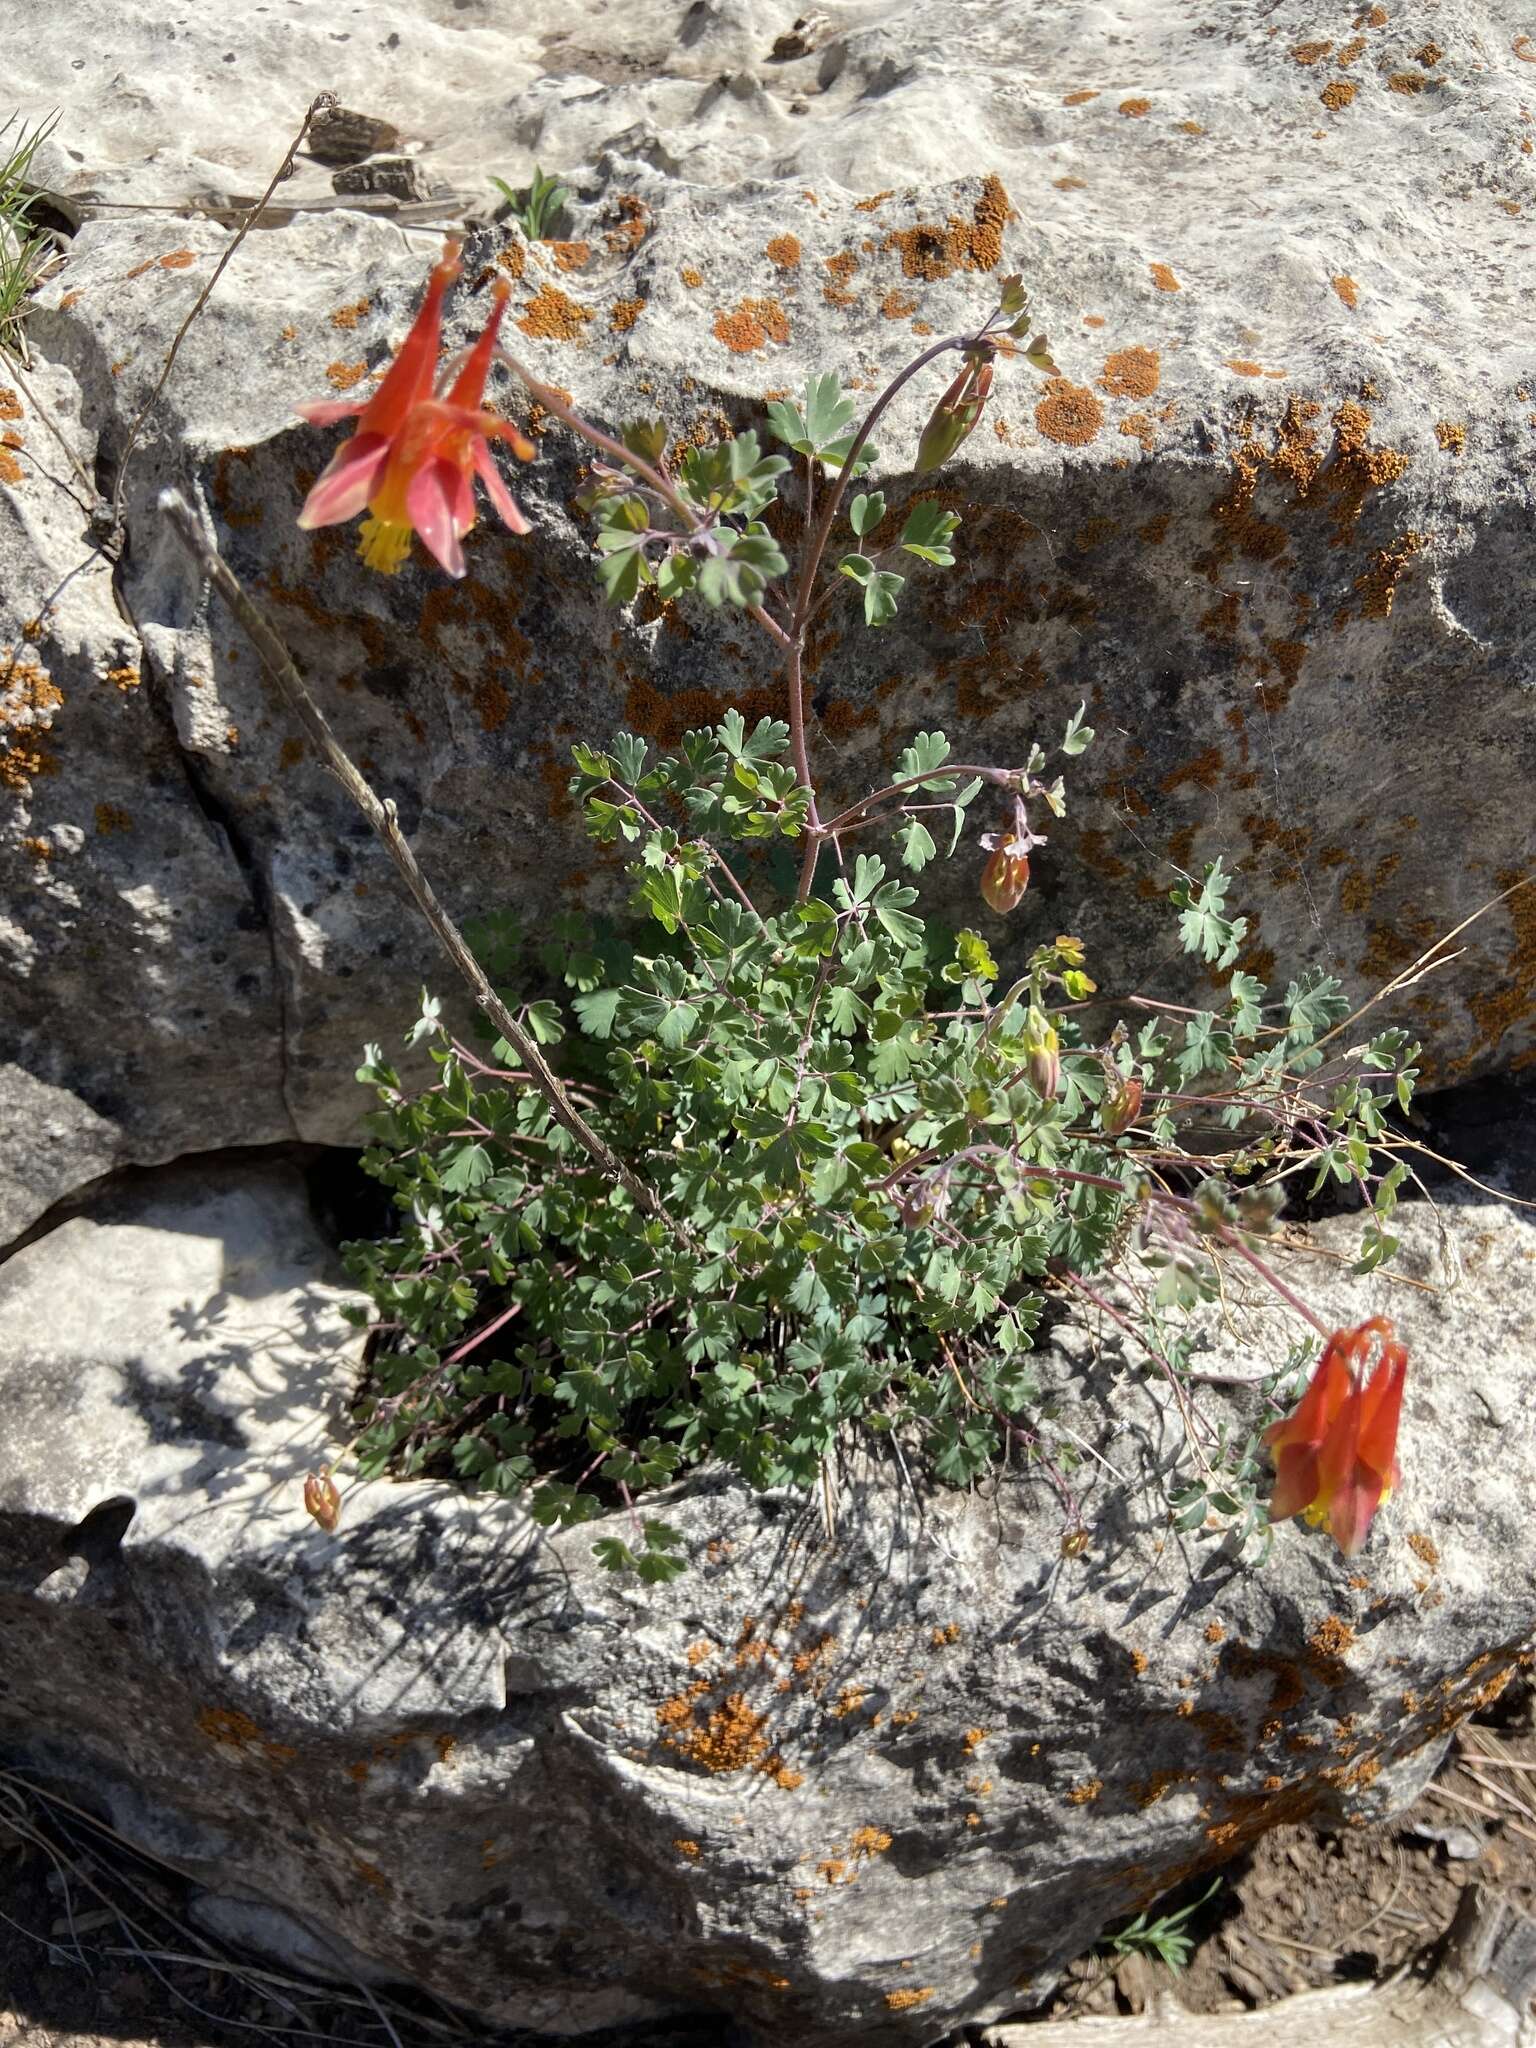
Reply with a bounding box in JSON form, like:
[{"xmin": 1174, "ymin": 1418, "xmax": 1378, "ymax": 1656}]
[
  {"xmin": 914, "ymin": 356, "xmax": 994, "ymax": 474},
  {"xmin": 980, "ymin": 837, "xmax": 1030, "ymax": 913},
  {"xmin": 1101, "ymin": 1073, "xmax": 1143, "ymax": 1138},
  {"xmin": 1024, "ymin": 1006, "xmax": 1061, "ymax": 1099},
  {"xmin": 304, "ymin": 1469, "xmax": 342, "ymax": 1534}
]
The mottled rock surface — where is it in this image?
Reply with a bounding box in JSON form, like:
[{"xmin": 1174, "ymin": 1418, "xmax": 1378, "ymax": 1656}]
[
  {"xmin": 1, "ymin": 1161, "xmax": 1532, "ymax": 2041},
  {"xmin": 3, "ymin": 0, "xmax": 1535, "ymax": 1241}
]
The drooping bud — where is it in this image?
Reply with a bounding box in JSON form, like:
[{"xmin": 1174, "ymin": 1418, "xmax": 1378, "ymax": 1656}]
[
  {"xmin": 980, "ymin": 835, "xmax": 1031, "ymax": 913},
  {"xmin": 1101, "ymin": 1072, "xmax": 1143, "ymax": 1138},
  {"xmin": 915, "ymin": 352, "xmax": 995, "ymax": 474},
  {"xmin": 1024, "ymin": 1006, "xmax": 1061, "ymax": 1099},
  {"xmin": 304, "ymin": 1468, "xmax": 342, "ymax": 1534}
]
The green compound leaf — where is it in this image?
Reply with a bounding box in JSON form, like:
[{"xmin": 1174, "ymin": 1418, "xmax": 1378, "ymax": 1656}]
[
  {"xmin": 1170, "ymin": 859, "xmax": 1249, "ymax": 971},
  {"xmin": 899, "ymin": 500, "xmax": 961, "ymax": 566}
]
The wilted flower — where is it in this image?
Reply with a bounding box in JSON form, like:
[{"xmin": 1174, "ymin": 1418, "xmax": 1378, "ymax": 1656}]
[
  {"xmin": 915, "ymin": 349, "xmax": 995, "ymax": 474},
  {"xmin": 1265, "ymin": 1318, "xmax": 1407, "ymax": 1557},
  {"xmin": 1101, "ymin": 1072, "xmax": 1143, "ymax": 1138},
  {"xmin": 303, "ymin": 1468, "xmax": 342, "ymax": 1534},
  {"xmin": 900, "ymin": 1171, "xmax": 951, "ymax": 1229},
  {"xmin": 297, "ymin": 248, "xmax": 535, "ymax": 577}
]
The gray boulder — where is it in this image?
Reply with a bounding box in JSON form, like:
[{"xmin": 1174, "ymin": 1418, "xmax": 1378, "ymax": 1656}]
[
  {"xmin": 3, "ymin": 0, "xmax": 1536, "ymax": 1241},
  {"xmin": 1, "ymin": 1159, "xmax": 1531, "ymax": 2040}
]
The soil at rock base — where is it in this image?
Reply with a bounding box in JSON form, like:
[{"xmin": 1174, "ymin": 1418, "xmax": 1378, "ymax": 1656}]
[{"xmin": 3, "ymin": 1691, "xmax": 1533, "ymax": 2046}]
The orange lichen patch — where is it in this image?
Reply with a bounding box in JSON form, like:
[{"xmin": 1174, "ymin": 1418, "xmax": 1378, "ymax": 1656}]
[
  {"xmin": 1118, "ymin": 97, "xmax": 1151, "ymax": 116},
  {"xmin": 1139, "ymin": 513, "xmax": 1170, "ymax": 544},
  {"xmin": 1149, "ymin": 262, "xmax": 1180, "ymax": 291},
  {"xmin": 329, "ymin": 297, "xmax": 371, "ymax": 330},
  {"xmin": 1364, "ymin": 4, "xmax": 1388, "ymax": 23},
  {"xmin": 889, "ymin": 1708, "xmax": 920, "ymax": 1727},
  {"xmin": 1053, "ymin": 176, "xmax": 1087, "ymax": 190},
  {"xmin": 882, "ymin": 172, "xmax": 1014, "ymax": 280},
  {"xmin": 1348, "ymin": 530, "xmax": 1425, "ymax": 619},
  {"xmin": 1336, "ymin": 35, "xmax": 1367, "ymax": 64},
  {"xmin": 1063, "ymin": 89, "xmax": 1099, "ymax": 104},
  {"xmin": 602, "ymin": 193, "xmax": 652, "ymax": 256},
  {"xmin": 1388, "ymin": 71, "xmax": 1425, "ymax": 92},
  {"xmin": 609, "ymin": 297, "xmax": 645, "ymax": 333},
  {"xmin": 1068, "ymin": 1778, "xmax": 1103, "ymax": 1805},
  {"xmin": 1462, "ymin": 869, "xmax": 1536, "ymax": 1067},
  {"xmin": 763, "ymin": 1755, "xmax": 805, "ymax": 1790},
  {"xmin": 674, "ymin": 1838, "xmax": 702, "ymax": 1858},
  {"xmin": 21, "ymin": 834, "xmax": 53, "ymax": 860},
  {"xmin": 964, "ymin": 1811, "xmax": 982, "ymax": 1828},
  {"xmin": 1332, "ymin": 273, "xmax": 1360, "ymax": 308},
  {"xmin": 1158, "ymin": 745, "xmax": 1224, "ymax": 797},
  {"xmin": 712, "ymin": 297, "xmax": 790, "ymax": 352},
  {"xmin": 1414, "ymin": 40, "xmax": 1443, "ymax": 62},
  {"xmin": 470, "ymin": 677, "xmax": 512, "ymax": 732},
  {"xmin": 1204, "ymin": 1622, "xmax": 1226, "ymax": 1645},
  {"xmin": 1121, "ymin": 413, "xmax": 1155, "ymax": 452},
  {"xmin": 830, "ymin": 1685, "xmax": 870, "ymax": 1718},
  {"xmin": 94, "ymin": 802, "xmax": 133, "ymax": 834},
  {"xmin": 661, "ymin": 1690, "xmax": 770, "ymax": 1773},
  {"xmin": 823, "ymin": 250, "xmax": 859, "ymax": 305},
  {"xmin": 195, "ymin": 1707, "xmax": 296, "ymax": 1766},
  {"xmin": 1035, "ymin": 378, "xmax": 1104, "ymax": 446},
  {"xmin": 325, "ymin": 360, "xmax": 368, "ymax": 391},
  {"xmin": 160, "ymin": 248, "xmax": 196, "ymax": 268},
  {"xmin": 1178, "ymin": 120, "xmax": 1204, "ymax": 133},
  {"xmin": 497, "ymin": 240, "xmax": 527, "ymax": 281},
  {"xmin": 0, "ymin": 446, "xmax": 24, "ymax": 486},
  {"xmin": 885, "ymin": 1988, "xmax": 936, "ymax": 2011},
  {"xmin": 518, "ymin": 283, "xmax": 591, "ymax": 341},
  {"xmin": 1321, "ymin": 80, "xmax": 1358, "ymax": 109},
  {"xmin": 1131, "ymin": 1772, "xmax": 1183, "ymax": 1808},
  {"xmin": 880, "ymin": 288, "xmax": 919, "ymax": 319},
  {"xmin": 1226, "ymin": 359, "xmax": 1266, "ymax": 377},
  {"xmin": 680, "ymin": 265, "xmax": 704, "ymax": 288},
  {"xmin": 765, "ymin": 234, "xmax": 802, "ymax": 269},
  {"xmin": 818, "ymin": 1857, "xmax": 851, "ymax": 1886},
  {"xmin": 964, "ymin": 1728, "xmax": 989, "ymax": 1753},
  {"xmin": 1307, "ymin": 1616, "xmax": 1356, "ymax": 1682},
  {"xmin": 1099, "ymin": 346, "xmax": 1160, "ymax": 398},
  {"xmin": 686, "ymin": 1641, "xmax": 714, "ymax": 1667},
  {"xmin": 850, "ymin": 1826, "xmax": 892, "ymax": 1858},
  {"xmin": 931, "ymin": 1623, "xmax": 962, "ymax": 1647},
  {"xmin": 550, "ymin": 241, "xmax": 591, "ymax": 272},
  {"xmin": 1407, "ymin": 1532, "xmax": 1440, "ymax": 1568},
  {"xmin": 1291, "ymin": 40, "xmax": 1333, "ymax": 62},
  {"xmin": 0, "ymin": 388, "xmax": 21, "ymax": 421}
]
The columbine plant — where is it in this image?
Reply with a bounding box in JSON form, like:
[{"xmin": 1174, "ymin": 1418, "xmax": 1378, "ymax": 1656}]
[{"xmin": 291, "ymin": 245, "xmax": 1418, "ymax": 1579}]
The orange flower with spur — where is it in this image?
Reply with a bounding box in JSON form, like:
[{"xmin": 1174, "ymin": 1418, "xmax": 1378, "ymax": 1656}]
[
  {"xmin": 296, "ymin": 245, "xmax": 534, "ymax": 577},
  {"xmin": 1265, "ymin": 1317, "xmax": 1407, "ymax": 1556}
]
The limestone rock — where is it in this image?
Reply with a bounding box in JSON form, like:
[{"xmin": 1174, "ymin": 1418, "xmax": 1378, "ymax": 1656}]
[
  {"xmin": 4, "ymin": 0, "xmax": 1535, "ymax": 1230},
  {"xmin": 1, "ymin": 1161, "xmax": 1531, "ymax": 2041}
]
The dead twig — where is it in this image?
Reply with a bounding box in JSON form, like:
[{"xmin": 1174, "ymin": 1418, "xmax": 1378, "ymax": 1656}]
[
  {"xmin": 157, "ymin": 489, "xmax": 677, "ymax": 1230},
  {"xmin": 111, "ymin": 91, "xmax": 338, "ymax": 524}
]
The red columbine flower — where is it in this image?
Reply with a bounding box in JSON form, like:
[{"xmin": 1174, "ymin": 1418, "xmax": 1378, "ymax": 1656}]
[
  {"xmin": 1265, "ymin": 1318, "xmax": 1407, "ymax": 1557},
  {"xmin": 297, "ymin": 249, "xmax": 535, "ymax": 577}
]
